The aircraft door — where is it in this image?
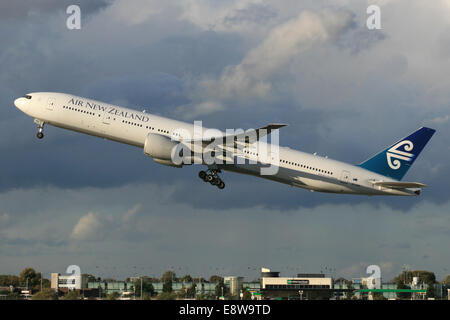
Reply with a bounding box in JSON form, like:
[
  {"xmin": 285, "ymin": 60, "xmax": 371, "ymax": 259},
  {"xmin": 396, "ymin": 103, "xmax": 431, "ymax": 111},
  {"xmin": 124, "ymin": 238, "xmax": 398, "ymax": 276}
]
[
  {"xmin": 102, "ymin": 111, "xmax": 112, "ymax": 125},
  {"xmin": 340, "ymin": 170, "xmax": 351, "ymax": 184},
  {"xmin": 47, "ymin": 97, "xmax": 55, "ymax": 111},
  {"xmin": 99, "ymin": 111, "xmax": 112, "ymax": 135}
]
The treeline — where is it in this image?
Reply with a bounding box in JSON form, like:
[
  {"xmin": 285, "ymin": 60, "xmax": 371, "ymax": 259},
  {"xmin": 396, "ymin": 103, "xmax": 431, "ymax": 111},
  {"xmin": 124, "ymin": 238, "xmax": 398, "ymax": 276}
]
[
  {"xmin": 3, "ymin": 267, "xmax": 448, "ymax": 301},
  {"xmin": 126, "ymin": 271, "xmax": 233, "ymax": 300},
  {"xmin": 392, "ymin": 270, "xmax": 450, "ymax": 299},
  {"xmin": 0, "ymin": 268, "xmax": 241, "ymax": 300},
  {"xmin": 0, "ymin": 267, "xmax": 50, "ymax": 289},
  {"xmin": 0, "ymin": 268, "xmax": 227, "ymax": 287}
]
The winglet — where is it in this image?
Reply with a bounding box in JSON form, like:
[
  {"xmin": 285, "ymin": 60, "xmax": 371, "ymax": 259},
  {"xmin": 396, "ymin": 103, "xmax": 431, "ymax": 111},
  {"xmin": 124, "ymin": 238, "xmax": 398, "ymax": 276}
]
[{"xmin": 264, "ymin": 123, "xmax": 288, "ymax": 130}]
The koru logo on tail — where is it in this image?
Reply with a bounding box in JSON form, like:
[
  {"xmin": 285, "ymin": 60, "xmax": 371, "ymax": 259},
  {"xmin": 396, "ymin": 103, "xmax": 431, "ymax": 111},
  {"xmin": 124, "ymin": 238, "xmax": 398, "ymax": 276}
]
[{"xmin": 386, "ymin": 140, "xmax": 414, "ymax": 170}]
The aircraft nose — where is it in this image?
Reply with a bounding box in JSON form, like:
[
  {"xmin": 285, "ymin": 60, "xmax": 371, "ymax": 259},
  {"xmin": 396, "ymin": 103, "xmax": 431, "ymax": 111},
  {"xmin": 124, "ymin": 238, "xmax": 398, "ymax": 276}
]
[{"xmin": 14, "ymin": 97, "xmax": 26, "ymax": 110}]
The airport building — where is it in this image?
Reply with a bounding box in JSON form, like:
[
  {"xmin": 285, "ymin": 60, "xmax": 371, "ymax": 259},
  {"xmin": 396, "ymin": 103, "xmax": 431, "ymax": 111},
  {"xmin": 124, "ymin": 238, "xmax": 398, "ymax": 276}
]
[
  {"xmin": 87, "ymin": 280, "xmax": 134, "ymax": 298},
  {"xmin": 50, "ymin": 273, "xmax": 89, "ymax": 291},
  {"xmin": 224, "ymin": 276, "xmax": 244, "ymax": 297},
  {"xmin": 259, "ymin": 268, "xmax": 333, "ymax": 300},
  {"xmin": 333, "ymin": 279, "xmax": 397, "ymax": 300},
  {"xmin": 47, "ymin": 268, "xmax": 449, "ymax": 300},
  {"xmin": 152, "ymin": 281, "xmax": 217, "ymax": 296}
]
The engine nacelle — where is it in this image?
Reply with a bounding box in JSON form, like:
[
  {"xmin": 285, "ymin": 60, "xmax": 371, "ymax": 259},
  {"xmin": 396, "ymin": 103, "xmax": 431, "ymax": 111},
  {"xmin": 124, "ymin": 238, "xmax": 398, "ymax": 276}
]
[
  {"xmin": 143, "ymin": 133, "xmax": 185, "ymax": 167},
  {"xmin": 153, "ymin": 158, "xmax": 182, "ymax": 168}
]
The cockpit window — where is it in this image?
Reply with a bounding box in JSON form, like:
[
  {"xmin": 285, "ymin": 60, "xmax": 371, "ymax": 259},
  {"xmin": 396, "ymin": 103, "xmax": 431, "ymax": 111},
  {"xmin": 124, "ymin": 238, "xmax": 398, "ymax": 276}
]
[{"xmin": 23, "ymin": 95, "xmax": 32, "ymax": 99}]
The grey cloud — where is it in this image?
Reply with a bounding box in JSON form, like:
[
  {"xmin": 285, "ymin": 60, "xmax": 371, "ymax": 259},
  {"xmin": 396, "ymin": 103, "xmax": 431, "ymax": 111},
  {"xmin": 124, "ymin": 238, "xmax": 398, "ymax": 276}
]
[
  {"xmin": 195, "ymin": 9, "xmax": 355, "ymax": 102},
  {"xmin": 378, "ymin": 242, "xmax": 411, "ymax": 250},
  {"xmin": 0, "ymin": 224, "xmax": 69, "ymax": 250},
  {"xmin": 223, "ymin": 3, "xmax": 278, "ymax": 27},
  {"xmin": 1, "ymin": 1, "xmax": 450, "ymax": 280},
  {"xmin": 70, "ymin": 204, "xmax": 146, "ymax": 242},
  {"xmin": 84, "ymin": 73, "xmax": 189, "ymax": 112},
  {"xmin": 336, "ymin": 26, "xmax": 386, "ymax": 54},
  {"xmin": 70, "ymin": 212, "xmax": 106, "ymax": 241},
  {"xmin": 1, "ymin": 184, "xmax": 450, "ymax": 280},
  {"xmin": 0, "ymin": 213, "xmax": 11, "ymax": 228}
]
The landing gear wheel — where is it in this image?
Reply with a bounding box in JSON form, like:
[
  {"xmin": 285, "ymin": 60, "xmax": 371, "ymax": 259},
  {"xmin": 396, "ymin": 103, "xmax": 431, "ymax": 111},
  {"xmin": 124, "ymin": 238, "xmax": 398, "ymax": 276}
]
[
  {"xmin": 35, "ymin": 120, "xmax": 45, "ymax": 139},
  {"xmin": 199, "ymin": 171, "xmax": 207, "ymax": 180},
  {"xmin": 198, "ymin": 169, "xmax": 226, "ymax": 190}
]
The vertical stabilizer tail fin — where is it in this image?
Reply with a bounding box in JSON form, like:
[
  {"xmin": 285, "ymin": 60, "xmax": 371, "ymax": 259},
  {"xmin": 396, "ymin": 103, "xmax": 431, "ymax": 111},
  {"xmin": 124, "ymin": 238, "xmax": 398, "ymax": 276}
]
[{"xmin": 358, "ymin": 127, "xmax": 435, "ymax": 180}]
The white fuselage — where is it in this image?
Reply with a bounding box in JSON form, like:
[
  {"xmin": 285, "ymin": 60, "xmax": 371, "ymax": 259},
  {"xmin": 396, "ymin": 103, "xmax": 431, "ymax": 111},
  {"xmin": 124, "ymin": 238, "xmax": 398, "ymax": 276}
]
[{"xmin": 14, "ymin": 92, "xmax": 418, "ymax": 196}]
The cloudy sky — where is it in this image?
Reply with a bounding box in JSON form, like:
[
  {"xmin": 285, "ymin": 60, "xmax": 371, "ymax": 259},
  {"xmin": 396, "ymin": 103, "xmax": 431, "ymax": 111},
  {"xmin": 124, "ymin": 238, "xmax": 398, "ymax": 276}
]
[{"xmin": 1, "ymin": 0, "xmax": 449, "ymax": 282}]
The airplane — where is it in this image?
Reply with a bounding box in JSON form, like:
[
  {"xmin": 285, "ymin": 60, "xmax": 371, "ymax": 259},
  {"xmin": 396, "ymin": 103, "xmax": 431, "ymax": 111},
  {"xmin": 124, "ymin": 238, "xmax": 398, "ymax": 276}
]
[{"xmin": 14, "ymin": 92, "xmax": 435, "ymax": 196}]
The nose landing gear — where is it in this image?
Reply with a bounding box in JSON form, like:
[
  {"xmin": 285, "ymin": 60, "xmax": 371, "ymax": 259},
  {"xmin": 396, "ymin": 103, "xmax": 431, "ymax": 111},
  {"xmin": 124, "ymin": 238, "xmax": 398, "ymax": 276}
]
[
  {"xmin": 34, "ymin": 119, "xmax": 45, "ymax": 139},
  {"xmin": 199, "ymin": 169, "xmax": 225, "ymax": 189}
]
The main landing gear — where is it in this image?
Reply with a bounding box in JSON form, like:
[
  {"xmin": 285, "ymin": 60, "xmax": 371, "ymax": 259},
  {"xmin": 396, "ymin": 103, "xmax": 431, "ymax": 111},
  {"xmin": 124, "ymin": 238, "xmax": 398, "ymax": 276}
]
[
  {"xmin": 35, "ymin": 119, "xmax": 45, "ymax": 139},
  {"xmin": 199, "ymin": 169, "xmax": 225, "ymax": 189}
]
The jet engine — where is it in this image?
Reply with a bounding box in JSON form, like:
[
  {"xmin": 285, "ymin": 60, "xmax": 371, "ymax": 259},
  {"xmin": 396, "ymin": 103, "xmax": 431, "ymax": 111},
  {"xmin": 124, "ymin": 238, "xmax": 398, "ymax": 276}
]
[{"xmin": 143, "ymin": 133, "xmax": 186, "ymax": 167}]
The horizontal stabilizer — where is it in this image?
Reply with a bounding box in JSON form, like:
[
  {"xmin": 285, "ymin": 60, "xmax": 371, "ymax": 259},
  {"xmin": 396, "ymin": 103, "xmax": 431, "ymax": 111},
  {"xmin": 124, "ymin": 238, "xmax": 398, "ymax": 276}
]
[{"xmin": 370, "ymin": 181, "xmax": 427, "ymax": 189}]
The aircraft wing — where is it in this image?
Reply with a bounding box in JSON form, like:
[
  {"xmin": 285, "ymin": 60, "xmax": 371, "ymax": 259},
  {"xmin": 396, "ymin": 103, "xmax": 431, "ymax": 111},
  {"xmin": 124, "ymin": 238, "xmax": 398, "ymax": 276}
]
[
  {"xmin": 370, "ymin": 181, "xmax": 427, "ymax": 189},
  {"xmin": 206, "ymin": 123, "xmax": 287, "ymax": 144},
  {"xmin": 232, "ymin": 123, "xmax": 288, "ymax": 144},
  {"xmin": 185, "ymin": 123, "xmax": 288, "ymax": 147},
  {"xmin": 179, "ymin": 123, "xmax": 287, "ymax": 163}
]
